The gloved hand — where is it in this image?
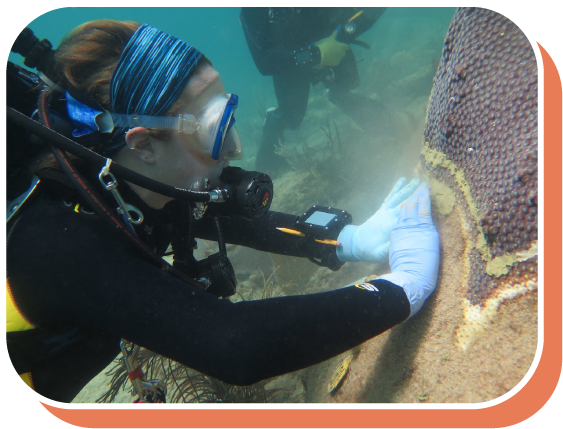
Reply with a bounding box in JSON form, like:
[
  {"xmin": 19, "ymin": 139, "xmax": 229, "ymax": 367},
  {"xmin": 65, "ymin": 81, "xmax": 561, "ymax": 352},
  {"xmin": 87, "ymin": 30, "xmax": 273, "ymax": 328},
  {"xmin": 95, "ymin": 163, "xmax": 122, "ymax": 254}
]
[
  {"xmin": 315, "ymin": 30, "xmax": 350, "ymax": 67},
  {"xmin": 378, "ymin": 183, "xmax": 440, "ymax": 319},
  {"xmin": 337, "ymin": 177, "xmax": 420, "ymax": 263}
]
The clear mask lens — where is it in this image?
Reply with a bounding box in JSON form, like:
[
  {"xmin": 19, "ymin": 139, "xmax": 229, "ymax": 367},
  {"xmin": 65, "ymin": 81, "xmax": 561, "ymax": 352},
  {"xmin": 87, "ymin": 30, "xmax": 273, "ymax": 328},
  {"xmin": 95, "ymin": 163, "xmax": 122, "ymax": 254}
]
[{"xmin": 191, "ymin": 94, "xmax": 243, "ymax": 161}]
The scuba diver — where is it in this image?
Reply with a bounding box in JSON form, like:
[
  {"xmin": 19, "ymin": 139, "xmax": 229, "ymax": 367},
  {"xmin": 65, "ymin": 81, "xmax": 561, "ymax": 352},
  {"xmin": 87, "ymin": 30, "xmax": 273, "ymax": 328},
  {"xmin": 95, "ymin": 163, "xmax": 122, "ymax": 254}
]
[
  {"xmin": 6, "ymin": 21, "xmax": 440, "ymax": 403},
  {"xmin": 240, "ymin": 7, "xmax": 394, "ymax": 174}
]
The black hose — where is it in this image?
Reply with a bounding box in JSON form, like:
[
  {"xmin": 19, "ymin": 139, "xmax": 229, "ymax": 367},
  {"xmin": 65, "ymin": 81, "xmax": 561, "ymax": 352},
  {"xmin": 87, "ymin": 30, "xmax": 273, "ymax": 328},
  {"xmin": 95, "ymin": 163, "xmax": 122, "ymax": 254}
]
[{"xmin": 214, "ymin": 217, "xmax": 227, "ymax": 256}]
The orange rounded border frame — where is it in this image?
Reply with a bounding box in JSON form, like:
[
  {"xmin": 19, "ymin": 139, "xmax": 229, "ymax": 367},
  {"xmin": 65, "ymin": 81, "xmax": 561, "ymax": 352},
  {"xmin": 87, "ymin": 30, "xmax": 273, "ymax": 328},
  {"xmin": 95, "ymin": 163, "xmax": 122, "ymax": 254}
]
[{"xmin": 38, "ymin": 44, "xmax": 562, "ymax": 429}]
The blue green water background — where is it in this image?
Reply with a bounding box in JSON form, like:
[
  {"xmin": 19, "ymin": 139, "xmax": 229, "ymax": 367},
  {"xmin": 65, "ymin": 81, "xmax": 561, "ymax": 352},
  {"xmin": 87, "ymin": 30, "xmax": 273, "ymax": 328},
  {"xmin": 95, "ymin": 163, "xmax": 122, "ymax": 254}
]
[{"xmin": 10, "ymin": 7, "xmax": 455, "ymax": 90}]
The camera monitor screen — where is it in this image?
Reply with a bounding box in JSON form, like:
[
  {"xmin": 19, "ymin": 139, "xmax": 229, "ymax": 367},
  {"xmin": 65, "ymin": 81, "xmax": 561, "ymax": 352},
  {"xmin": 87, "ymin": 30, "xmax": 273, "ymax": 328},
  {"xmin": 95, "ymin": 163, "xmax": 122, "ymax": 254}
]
[{"xmin": 304, "ymin": 211, "xmax": 337, "ymax": 227}]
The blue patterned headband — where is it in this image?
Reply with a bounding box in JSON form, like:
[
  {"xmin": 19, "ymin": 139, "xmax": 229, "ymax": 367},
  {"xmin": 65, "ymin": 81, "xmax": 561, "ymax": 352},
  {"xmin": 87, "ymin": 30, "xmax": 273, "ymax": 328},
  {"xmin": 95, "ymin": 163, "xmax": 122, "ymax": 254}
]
[{"xmin": 104, "ymin": 23, "xmax": 203, "ymax": 153}]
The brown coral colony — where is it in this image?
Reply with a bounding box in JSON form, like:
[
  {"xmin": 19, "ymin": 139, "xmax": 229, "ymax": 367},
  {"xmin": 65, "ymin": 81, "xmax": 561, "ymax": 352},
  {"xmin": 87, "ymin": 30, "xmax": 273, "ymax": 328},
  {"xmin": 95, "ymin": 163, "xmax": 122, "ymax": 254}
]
[{"xmin": 423, "ymin": 8, "xmax": 538, "ymax": 305}]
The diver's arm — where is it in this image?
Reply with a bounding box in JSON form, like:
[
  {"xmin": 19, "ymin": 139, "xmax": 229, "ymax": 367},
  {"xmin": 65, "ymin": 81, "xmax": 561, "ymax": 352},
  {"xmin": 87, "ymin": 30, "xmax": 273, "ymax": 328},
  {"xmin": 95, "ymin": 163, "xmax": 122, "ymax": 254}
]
[
  {"xmin": 240, "ymin": 8, "xmax": 321, "ymax": 76},
  {"xmin": 7, "ymin": 193, "xmax": 412, "ymax": 386},
  {"xmin": 193, "ymin": 210, "xmax": 344, "ymax": 270}
]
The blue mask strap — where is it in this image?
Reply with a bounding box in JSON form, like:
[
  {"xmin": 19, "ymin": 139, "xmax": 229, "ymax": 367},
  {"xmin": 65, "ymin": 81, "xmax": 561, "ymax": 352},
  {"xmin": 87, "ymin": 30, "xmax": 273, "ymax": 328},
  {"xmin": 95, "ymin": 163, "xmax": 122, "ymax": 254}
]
[{"xmin": 66, "ymin": 92, "xmax": 107, "ymax": 137}]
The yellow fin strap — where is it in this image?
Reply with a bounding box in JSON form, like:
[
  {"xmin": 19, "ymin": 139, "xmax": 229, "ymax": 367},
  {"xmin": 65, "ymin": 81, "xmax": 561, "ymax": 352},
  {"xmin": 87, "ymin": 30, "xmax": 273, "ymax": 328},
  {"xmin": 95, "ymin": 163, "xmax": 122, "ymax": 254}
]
[
  {"xmin": 20, "ymin": 372, "xmax": 34, "ymax": 389},
  {"xmin": 6, "ymin": 280, "xmax": 34, "ymax": 332}
]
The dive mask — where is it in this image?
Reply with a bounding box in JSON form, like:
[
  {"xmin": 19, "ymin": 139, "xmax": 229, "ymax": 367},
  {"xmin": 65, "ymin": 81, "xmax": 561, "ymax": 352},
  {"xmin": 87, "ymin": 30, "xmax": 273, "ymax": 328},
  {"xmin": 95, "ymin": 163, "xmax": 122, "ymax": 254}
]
[{"xmin": 67, "ymin": 93, "xmax": 243, "ymax": 161}]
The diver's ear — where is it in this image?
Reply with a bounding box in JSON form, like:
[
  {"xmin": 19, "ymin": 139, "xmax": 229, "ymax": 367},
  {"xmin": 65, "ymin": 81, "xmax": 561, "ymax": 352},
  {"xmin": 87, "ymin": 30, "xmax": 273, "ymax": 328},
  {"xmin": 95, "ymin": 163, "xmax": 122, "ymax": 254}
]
[{"xmin": 125, "ymin": 127, "xmax": 156, "ymax": 164}]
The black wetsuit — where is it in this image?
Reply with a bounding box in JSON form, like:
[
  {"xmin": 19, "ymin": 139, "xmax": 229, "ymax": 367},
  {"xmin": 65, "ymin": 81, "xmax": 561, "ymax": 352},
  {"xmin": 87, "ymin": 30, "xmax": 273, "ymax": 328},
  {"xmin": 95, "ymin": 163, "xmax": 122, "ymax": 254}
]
[
  {"xmin": 6, "ymin": 178, "xmax": 410, "ymax": 402},
  {"xmin": 240, "ymin": 7, "xmax": 390, "ymax": 172}
]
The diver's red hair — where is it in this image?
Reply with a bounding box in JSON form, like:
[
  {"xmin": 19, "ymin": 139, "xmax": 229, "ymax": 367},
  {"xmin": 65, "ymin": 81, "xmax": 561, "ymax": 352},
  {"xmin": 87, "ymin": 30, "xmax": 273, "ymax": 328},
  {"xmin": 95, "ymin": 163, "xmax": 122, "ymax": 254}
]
[{"xmin": 56, "ymin": 20, "xmax": 140, "ymax": 110}]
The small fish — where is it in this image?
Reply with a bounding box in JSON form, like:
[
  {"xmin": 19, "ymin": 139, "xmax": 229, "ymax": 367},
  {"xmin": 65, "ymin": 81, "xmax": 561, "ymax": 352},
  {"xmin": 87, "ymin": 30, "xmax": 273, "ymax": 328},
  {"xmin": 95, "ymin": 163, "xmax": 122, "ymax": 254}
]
[
  {"xmin": 418, "ymin": 392, "xmax": 429, "ymax": 402},
  {"xmin": 327, "ymin": 354, "xmax": 354, "ymax": 394}
]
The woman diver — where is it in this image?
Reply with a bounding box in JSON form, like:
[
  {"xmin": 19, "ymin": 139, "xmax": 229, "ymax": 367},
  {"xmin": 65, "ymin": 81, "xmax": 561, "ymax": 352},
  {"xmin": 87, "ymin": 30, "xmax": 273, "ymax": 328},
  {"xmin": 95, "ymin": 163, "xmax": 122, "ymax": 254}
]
[{"xmin": 6, "ymin": 20, "xmax": 440, "ymax": 403}]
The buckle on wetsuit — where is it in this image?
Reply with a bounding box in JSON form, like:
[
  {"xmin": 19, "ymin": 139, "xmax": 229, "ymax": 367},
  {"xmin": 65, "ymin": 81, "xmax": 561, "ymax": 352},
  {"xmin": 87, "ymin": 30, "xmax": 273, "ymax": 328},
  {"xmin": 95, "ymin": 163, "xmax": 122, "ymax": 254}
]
[{"xmin": 98, "ymin": 159, "xmax": 144, "ymax": 226}]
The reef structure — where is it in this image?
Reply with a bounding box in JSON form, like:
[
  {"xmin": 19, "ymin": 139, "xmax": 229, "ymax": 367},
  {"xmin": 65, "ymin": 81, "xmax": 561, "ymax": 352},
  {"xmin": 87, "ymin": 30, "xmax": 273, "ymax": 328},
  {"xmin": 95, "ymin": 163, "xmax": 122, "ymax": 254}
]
[{"xmin": 421, "ymin": 8, "xmax": 538, "ymax": 349}]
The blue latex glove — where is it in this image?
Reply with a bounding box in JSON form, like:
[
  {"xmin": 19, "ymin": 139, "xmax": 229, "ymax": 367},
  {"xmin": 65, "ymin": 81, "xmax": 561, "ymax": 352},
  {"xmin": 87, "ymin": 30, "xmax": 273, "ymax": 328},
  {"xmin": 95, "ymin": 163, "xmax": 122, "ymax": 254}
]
[
  {"xmin": 337, "ymin": 177, "xmax": 420, "ymax": 263},
  {"xmin": 378, "ymin": 183, "xmax": 440, "ymax": 319}
]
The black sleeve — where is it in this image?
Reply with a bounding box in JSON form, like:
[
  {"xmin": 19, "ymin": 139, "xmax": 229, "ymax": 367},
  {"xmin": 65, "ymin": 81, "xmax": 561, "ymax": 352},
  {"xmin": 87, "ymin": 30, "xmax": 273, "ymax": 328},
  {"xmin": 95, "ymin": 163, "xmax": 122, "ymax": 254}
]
[
  {"xmin": 338, "ymin": 7, "xmax": 387, "ymax": 42},
  {"xmin": 240, "ymin": 8, "xmax": 387, "ymax": 76},
  {"xmin": 240, "ymin": 8, "xmax": 303, "ymax": 76},
  {"xmin": 193, "ymin": 211, "xmax": 344, "ymax": 271},
  {"xmin": 7, "ymin": 194, "xmax": 410, "ymax": 387}
]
